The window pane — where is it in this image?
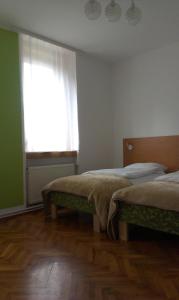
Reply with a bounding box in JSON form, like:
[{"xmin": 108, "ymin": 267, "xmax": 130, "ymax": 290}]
[{"xmin": 20, "ymin": 34, "xmax": 79, "ymax": 152}]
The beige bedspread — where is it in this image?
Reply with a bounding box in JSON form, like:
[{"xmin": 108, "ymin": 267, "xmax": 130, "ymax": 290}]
[
  {"xmin": 108, "ymin": 181, "xmax": 179, "ymax": 239},
  {"xmin": 42, "ymin": 174, "xmax": 131, "ymax": 230}
]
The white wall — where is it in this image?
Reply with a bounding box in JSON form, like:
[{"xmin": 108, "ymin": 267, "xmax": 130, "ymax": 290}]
[
  {"xmin": 113, "ymin": 42, "xmax": 179, "ymax": 167},
  {"xmin": 76, "ymin": 53, "xmax": 113, "ymax": 173}
]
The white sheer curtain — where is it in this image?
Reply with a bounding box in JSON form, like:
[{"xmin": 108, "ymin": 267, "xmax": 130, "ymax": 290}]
[{"xmin": 20, "ymin": 34, "xmax": 79, "ymax": 152}]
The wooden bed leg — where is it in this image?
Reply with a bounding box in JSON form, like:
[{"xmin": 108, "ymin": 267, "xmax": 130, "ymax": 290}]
[
  {"xmin": 51, "ymin": 203, "xmax": 57, "ymax": 220},
  {"xmin": 93, "ymin": 215, "xmax": 101, "ymax": 233},
  {"xmin": 119, "ymin": 221, "xmax": 128, "ymax": 241}
]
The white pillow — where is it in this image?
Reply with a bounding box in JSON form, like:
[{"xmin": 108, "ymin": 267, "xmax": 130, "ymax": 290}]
[
  {"xmin": 123, "ymin": 169, "xmax": 165, "ymax": 179},
  {"xmin": 155, "ymin": 171, "xmax": 179, "ymax": 183},
  {"xmin": 124, "ymin": 163, "xmax": 167, "ymax": 172}
]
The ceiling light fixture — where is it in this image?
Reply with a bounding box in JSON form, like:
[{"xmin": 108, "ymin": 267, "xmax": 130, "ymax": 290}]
[
  {"xmin": 105, "ymin": 0, "xmax": 122, "ymax": 22},
  {"xmin": 84, "ymin": 0, "xmax": 102, "ymax": 20},
  {"xmin": 126, "ymin": 0, "xmax": 142, "ymax": 25},
  {"xmin": 84, "ymin": 0, "xmax": 142, "ymax": 25}
]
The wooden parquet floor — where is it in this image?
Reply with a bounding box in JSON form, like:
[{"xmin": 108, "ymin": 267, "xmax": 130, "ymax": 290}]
[{"xmin": 0, "ymin": 211, "xmax": 179, "ymax": 300}]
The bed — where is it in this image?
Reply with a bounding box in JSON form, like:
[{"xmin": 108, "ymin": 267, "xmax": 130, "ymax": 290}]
[
  {"xmin": 107, "ymin": 135, "xmax": 179, "ymax": 240},
  {"xmin": 43, "ymin": 173, "xmax": 131, "ymax": 231},
  {"xmin": 42, "ymin": 166, "xmax": 164, "ymax": 232},
  {"xmin": 42, "ymin": 135, "xmax": 171, "ymax": 233}
]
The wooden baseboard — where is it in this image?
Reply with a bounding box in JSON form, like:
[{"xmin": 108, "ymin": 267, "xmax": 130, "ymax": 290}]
[{"xmin": 0, "ymin": 205, "xmax": 43, "ymax": 220}]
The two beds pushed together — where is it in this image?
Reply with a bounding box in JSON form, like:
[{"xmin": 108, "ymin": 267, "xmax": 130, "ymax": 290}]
[
  {"xmin": 42, "ymin": 135, "xmax": 179, "ymax": 239},
  {"xmin": 42, "ymin": 162, "xmax": 166, "ymax": 233}
]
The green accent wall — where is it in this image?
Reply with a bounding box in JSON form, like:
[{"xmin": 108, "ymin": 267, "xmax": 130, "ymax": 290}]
[{"xmin": 0, "ymin": 28, "xmax": 24, "ymax": 209}]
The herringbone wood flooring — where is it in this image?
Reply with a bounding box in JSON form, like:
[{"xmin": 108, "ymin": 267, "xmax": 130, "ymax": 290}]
[{"xmin": 0, "ymin": 211, "xmax": 179, "ymax": 300}]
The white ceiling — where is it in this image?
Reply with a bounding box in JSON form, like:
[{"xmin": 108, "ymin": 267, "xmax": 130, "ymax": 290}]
[{"xmin": 0, "ymin": 0, "xmax": 179, "ymax": 61}]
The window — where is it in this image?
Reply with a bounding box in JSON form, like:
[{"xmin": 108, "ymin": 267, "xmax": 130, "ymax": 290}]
[{"xmin": 20, "ymin": 34, "xmax": 79, "ymax": 154}]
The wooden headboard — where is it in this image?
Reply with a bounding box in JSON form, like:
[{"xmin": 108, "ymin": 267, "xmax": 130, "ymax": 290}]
[{"xmin": 123, "ymin": 135, "xmax": 179, "ymax": 172}]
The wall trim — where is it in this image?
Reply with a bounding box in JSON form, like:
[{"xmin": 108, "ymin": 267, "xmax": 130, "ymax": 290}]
[{"xmin": 0, "ymin": 204, "xmax": 43, "ymax": 219}]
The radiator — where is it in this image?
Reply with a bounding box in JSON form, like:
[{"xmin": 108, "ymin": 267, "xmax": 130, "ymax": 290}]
[{"xmin": 27, "ymin": 164, "xmax": 75, "ymax": 205}]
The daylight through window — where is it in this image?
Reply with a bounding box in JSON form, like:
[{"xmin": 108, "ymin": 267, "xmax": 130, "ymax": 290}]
[{"xmin": 20, "ymin": 34, "xmax": 79, "ymax": 153}]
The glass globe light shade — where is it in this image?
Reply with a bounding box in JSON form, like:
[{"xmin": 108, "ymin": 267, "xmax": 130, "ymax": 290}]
[
  {"xmin": 105, "ymin": 0, "xmax": 122, "ymax": 22},
  {"xmin": 126, "ymin": 1, "xmax": 142, "ymax": 25},
  {"xmin": 84, "ymin": 0, "xmax": 102, "ymax": 20}
]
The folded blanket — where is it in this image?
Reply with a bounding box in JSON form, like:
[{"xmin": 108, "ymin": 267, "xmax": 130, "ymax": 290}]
[
  {"xmin": 108, "ymin": 181, "xmax": 179, "ymax": 239},
  {"xmin": 42, "ymin": 174, "xmax": 131, "ymax": 230}
]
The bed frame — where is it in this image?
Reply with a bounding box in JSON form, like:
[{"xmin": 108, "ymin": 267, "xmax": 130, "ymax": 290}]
[
  {"xmin": 119, "ymin": 135, "xmax": 179, "ymax": 241},
  {"xmin": 118, "ymin": 203, "xmax": 179, "ymax": 241}
]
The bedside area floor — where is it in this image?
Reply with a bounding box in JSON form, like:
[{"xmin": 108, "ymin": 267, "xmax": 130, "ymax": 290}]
[{"xmin": 0, "ymin": 210, "xmax": 179, "ymax": 300}]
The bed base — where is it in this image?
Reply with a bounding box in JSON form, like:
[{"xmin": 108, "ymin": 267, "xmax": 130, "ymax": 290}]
[
  {"xmin": 50, "ymin": 202, "xmax": 101, "ymax": 233},
  {"xmin": 118, "ymin": 203, "xmax": 179, "ymax": 240}
]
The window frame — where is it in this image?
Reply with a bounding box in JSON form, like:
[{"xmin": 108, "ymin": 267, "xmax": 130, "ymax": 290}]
[{"xmin": 26, "ymin": 151, "xmax": 77, "ymax": 159}]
